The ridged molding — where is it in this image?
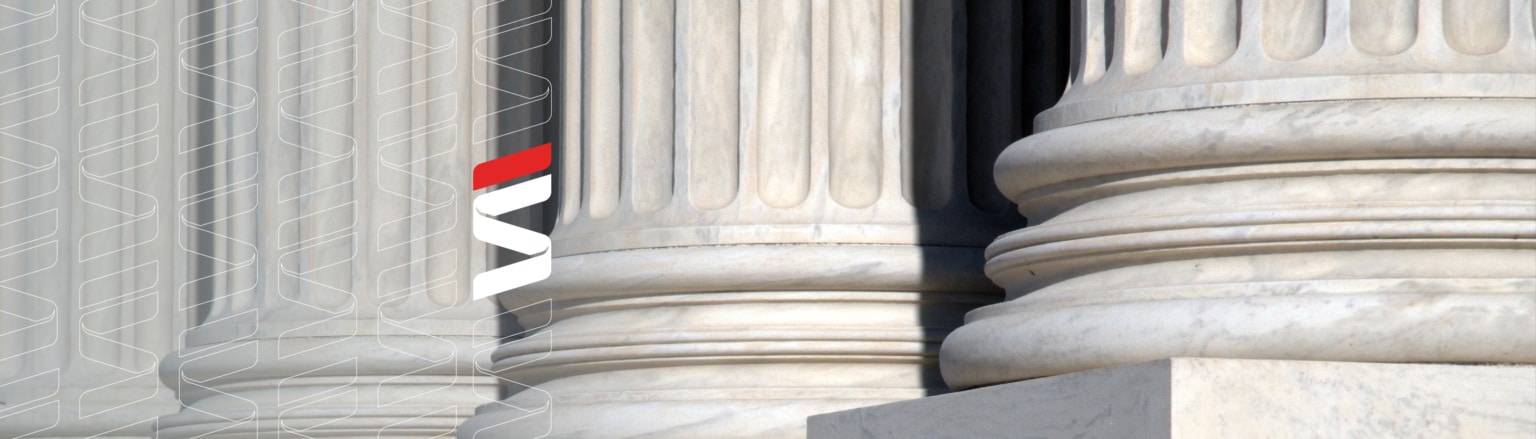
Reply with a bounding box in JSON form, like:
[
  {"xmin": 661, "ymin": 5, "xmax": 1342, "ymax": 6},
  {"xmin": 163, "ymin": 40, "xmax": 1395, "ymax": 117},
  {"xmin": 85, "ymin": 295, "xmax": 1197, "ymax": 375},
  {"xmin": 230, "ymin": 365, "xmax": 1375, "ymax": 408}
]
[
  {"xmin": 1043, "ymin": 0, "xmax": 1536, "ymax": 129},
  {"xmin": 551, "ymin": 0, "xmax": 1018, "ymax": 256},
  {"xmin": 465, "ymin": 1, "xmax": 1036, "ymax": 437},
  {"xmin": 940, "ymin": 0, "xmax": 1536, "ymax": 391},
  {"xmin": 0, "ymin": 1, "xmax": 184, "ymax": 436},
  {"xmin": 155, "ymin": 1, "xmax": 498, "ymax": 437}
]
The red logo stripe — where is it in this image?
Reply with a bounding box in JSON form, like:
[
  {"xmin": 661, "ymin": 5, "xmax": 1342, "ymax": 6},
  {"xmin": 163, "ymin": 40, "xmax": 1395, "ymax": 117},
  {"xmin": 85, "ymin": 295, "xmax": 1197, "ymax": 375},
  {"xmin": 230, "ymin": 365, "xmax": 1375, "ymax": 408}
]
[{"xmin": 473, "ymin": 143, "xmax": 553, "ymax": 190}]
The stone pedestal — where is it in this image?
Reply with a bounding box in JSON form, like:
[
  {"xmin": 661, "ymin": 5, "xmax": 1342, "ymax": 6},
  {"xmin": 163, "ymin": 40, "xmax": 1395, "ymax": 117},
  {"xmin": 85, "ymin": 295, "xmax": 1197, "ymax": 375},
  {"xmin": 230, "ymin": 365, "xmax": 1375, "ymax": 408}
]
[
  {"xmin": 940, "ymin": 0, "xmax": 1536, "ymax": 390},
  {"xmin": 458, "ymin": 1, "xmax": 1028, "ymax": 437},
  {"xmin": 0, "ymin": 1, "xmax": 183, "ymax": 437},
  {"xmin": 155, "ymin": 1, "xmax": 499, "ymax": 437},
  {"xmin": 810, "ymin": 359, "xmax": 1536, "ymax": 438}
]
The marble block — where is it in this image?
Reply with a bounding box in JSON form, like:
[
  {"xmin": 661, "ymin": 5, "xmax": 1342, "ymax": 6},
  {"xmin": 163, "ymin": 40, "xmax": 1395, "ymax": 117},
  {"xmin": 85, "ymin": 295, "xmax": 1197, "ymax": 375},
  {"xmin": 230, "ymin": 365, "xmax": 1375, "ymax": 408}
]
[{"xmin": 809, "ymin": 358, "xmax": 1536, "ymax": 439}]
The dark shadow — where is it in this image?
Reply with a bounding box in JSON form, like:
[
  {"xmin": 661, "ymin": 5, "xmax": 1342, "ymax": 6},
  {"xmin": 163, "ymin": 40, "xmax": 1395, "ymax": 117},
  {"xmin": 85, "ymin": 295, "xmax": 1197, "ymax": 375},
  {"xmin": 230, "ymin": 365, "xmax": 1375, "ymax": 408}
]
[
  {"xmin": 489, "ymin": 0, "xmax": 562, "ymax": 400},
  {"xmin": 910, "ymin": 0, "xmax": 1069, "ymax": 395},
  {"xmin": 191, "ymin": 2, "xmax": 217, "ymax": 328}
]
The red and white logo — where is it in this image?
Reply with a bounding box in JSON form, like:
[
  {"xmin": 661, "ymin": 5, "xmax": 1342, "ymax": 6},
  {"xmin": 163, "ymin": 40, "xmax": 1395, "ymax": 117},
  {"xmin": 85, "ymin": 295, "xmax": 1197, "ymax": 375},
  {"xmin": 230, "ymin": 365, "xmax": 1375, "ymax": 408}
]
[{"xmin": 470, "ymin": 143, "xmax": 553, "ymax": 301}]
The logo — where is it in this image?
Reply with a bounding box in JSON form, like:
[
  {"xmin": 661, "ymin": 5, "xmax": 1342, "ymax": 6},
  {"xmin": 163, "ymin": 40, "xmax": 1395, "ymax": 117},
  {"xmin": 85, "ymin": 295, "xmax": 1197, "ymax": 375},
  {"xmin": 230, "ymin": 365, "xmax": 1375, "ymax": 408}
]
[{"xmin": 470, "ymin": 143, "xmax": 553, "ymax": 301}]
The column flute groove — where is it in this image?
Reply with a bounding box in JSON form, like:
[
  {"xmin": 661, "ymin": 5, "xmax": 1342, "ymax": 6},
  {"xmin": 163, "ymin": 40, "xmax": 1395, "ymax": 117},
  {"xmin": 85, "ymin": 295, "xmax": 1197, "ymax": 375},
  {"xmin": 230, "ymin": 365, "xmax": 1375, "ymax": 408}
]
[
  {"xmin": 460, "ymin": 1, "xmax": 1027, "ymax": 437},
  {"xmin": 0, "ymin": 1, "xmax": 184, "ymax": 436},
  {"xmin": 157, "ymin": 1, "xmax": 499, "ymax": 437}
]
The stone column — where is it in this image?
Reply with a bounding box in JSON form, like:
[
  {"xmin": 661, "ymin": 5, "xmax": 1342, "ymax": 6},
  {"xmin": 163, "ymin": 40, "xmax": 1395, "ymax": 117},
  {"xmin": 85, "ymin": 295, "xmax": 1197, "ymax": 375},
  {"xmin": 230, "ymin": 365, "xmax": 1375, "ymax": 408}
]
[
  {"xmin": 942, "ymin": 0, "xmax": 1536, "ymax": 389},
  {"xmin": 458, "ymin": 0, "xmax": 1022, "ymax": 437},
  {"xmin": 0, "ymin": 1, "xmax": 183, "ymax": 437},
  {"xmin": 155, "ymin": 1, "xmax": 499, "ymax": 437}
]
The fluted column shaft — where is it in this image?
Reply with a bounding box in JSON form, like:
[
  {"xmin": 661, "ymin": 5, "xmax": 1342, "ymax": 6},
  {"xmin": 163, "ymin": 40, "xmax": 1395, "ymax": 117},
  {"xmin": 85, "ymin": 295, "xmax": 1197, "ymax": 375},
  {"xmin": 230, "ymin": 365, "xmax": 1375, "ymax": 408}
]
[
  {"xmin": 942, "ymin": 0, "xmax": 1536, "ymax": 389},
  {"xmin": 156, "ymin": 1, "xmax": 498, "ymax": 437},
  {"xmin": 459, "ymin": 1, "xmax": 1024, "ymax": 437},
  {"xmin": 0, "ymin": 1, "xmax": 183, "ymax": 437}
]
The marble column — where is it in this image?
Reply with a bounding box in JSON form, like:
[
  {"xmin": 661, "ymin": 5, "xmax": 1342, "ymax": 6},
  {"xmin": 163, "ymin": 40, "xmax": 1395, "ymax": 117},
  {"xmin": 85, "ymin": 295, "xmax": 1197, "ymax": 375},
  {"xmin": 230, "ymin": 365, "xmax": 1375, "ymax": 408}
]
[
  {"xmin": 155, "ymin": 0, "xmax": 499, "ymax": 437},
  {"xmin": 0, "ymin": 1, "xmax": 183, "ymax": 437},
  {"xmin": 458, "ymin": 1, "xmax": 1021, "ymax": 437},
  {"xmin": 942, "ymin": 0, "xmax": 1536, "ymax": 389}
]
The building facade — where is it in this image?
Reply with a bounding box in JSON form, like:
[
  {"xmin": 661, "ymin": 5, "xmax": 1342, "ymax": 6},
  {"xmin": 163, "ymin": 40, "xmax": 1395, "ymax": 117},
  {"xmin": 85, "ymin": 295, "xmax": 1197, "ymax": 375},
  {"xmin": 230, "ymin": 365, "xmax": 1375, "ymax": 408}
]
[{"xmin": 0, "ymin": 0, "xmax": 1531, "ymax": 438}]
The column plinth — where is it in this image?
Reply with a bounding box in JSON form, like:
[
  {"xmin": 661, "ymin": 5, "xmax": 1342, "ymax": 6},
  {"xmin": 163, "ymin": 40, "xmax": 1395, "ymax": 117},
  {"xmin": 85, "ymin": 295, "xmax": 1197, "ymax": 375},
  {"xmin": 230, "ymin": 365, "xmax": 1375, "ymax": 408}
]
[{"xmin": 941, "ymin": 0, "xmax": 1536, "ymax": 390}]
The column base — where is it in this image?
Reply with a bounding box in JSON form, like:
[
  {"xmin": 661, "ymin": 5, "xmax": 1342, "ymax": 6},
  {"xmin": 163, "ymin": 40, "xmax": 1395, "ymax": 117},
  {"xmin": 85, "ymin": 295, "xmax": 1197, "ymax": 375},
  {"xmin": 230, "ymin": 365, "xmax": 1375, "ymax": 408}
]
[
  {"xmin": 809, "ymin": 358, "xmax": 1536, "ymax": 438},
  {"xmin": 0, "ymin": 384, "xmax": 174, "ymax": 439},
  {"xmin": 460, "ymin": 387, "xmax": 925, "ymax": 439},
  {"xmin": 464, "ymin": 243, "xmax": 997, "ymax": 438},
  {"xmin": 155, "ymin": 334, "xmax": 496, "ymax": 439}
]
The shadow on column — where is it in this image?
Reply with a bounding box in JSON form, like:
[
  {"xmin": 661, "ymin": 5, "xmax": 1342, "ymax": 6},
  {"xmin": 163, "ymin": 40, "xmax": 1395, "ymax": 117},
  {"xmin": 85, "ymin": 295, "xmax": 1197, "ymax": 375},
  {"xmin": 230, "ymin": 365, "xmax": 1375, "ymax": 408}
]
[
  {"xmin": 489, "ymin": 0, "xmax": 563, "ymax": 400},
  {"xmin": 910, "ymin": 0, "xmax": 1069, "ymax": 395}
]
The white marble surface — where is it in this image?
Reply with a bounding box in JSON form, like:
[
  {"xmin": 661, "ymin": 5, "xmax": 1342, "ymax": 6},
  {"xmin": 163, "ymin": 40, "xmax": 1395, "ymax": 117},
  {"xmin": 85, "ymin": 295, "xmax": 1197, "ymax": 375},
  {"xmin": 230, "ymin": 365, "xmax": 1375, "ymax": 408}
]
[
  {"xmin": 0, "ymin": 2, "xmax": 183, "ymax": 436},
  {"xmin": 812, "ymin": 358, "xmax": 1536, "ymax": 439},
  {"xmin": 154, "ymin": 1, "xmax": 500, "ymax": 437},
  {"xmin": 941, "ymin": 0, "xmax": 1536, "ymax": 390},
  {"xmin": 546, "ymin": 0, "xmax": 1016, "ymax": 256},
  {"xmin": 1038, "ymin": 0, "xmax": 1536, "ymax": 129},
  {"xmin": 461, "ymin": 0, "xmax": 1024, "ymax": 437},
  {"xmin": 943, "ymin": 98, "xmax": 1536, "ymax": 388}
]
